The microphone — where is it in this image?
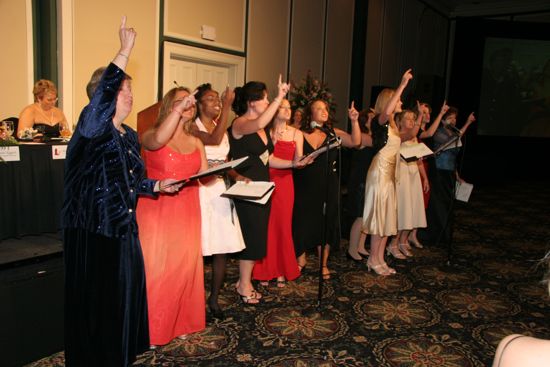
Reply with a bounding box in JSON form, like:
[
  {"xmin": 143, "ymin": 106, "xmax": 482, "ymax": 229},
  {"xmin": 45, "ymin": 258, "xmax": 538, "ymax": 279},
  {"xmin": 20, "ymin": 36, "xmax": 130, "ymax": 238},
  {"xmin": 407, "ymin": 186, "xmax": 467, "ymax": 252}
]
[
  {"xmin": 444, "ymin": 121, "xmax": 461, "ymax": 135},
  {"xmin": 310, "ymin": 121, "xmax": 335, "ymax": 137}
]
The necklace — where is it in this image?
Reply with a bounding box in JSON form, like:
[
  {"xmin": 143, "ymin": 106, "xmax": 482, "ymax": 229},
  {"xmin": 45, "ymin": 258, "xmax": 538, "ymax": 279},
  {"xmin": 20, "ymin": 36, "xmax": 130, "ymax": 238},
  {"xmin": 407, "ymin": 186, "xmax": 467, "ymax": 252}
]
[
  {"xmin": 202, "ymin": 118, "xmax": 216, "ymax": 134},
  {"xmin": 36, "ymin": 103, "xmax": 54, "ymax": 124},
  {"xmin": 274, "ymin": 124, "xmax": 288, "ymax": 140}
]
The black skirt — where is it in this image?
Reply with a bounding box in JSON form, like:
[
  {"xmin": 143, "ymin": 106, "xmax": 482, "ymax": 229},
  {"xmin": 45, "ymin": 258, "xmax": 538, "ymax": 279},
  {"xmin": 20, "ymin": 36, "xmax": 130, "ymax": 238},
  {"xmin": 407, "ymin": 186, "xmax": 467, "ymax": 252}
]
[{"xmin": 63, "ymin": 228, "xmax": 149, "ymax": 367}]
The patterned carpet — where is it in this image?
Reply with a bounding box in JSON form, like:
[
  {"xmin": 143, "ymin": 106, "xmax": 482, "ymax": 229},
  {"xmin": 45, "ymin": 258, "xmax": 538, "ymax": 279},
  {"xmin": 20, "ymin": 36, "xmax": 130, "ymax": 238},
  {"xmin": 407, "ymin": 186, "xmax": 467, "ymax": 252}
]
[{"xmin": 28, "ymin": 181, "xmax": 550, "ymax": 366}]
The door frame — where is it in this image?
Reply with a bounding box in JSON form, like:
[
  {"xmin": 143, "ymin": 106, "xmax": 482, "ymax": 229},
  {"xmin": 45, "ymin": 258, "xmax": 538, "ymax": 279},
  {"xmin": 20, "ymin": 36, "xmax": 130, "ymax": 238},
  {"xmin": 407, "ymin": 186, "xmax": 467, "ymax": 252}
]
[{"xmin": 162, "ymin": 41, "xmax": 245, "ymax": 96}]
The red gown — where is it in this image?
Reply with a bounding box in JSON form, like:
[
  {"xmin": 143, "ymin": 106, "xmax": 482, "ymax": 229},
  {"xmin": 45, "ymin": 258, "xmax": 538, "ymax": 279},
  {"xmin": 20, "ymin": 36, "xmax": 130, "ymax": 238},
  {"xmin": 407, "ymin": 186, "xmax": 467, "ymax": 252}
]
[
  {"xmin": 253, "ymin": 140, "xmax": 300, "ymax": 281},
  {"xmin": 136, "ymin": 146, "xmax": 205, "ymax": 346}
]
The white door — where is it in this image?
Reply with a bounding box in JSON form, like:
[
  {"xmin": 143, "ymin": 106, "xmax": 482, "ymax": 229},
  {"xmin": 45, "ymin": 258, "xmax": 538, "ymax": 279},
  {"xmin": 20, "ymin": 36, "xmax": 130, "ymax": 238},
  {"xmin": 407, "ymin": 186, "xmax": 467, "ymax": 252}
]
[
  {"xmin": 166, "ymin": 59, "xmax": 230, "ymax": 94},
  {"xmin": 163, "ymin": 42, "xmax": 245, "ymax": 96},
  {"xmin": 197, "ymin": 63, "xmax": 230, "ymax": 94}
]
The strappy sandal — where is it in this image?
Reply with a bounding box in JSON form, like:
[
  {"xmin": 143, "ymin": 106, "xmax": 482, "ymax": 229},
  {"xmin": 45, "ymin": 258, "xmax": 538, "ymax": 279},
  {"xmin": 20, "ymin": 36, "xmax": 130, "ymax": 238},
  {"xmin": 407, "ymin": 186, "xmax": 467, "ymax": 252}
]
[
  {"xmin": 276, "ymin": 277, "xmax": 286, "ymax": 288},
  {"xmin": 237, "ymin": 289, "xmax": 261, "ymax": 304}
]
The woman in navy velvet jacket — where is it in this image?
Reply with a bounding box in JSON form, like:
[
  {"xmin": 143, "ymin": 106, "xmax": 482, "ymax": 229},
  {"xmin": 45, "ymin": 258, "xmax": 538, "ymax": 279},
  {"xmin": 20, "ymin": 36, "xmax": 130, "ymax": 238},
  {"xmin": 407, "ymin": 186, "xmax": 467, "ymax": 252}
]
[{"xmin": 61, "ymin": 17, "xmax": 181, "ymax": 367}]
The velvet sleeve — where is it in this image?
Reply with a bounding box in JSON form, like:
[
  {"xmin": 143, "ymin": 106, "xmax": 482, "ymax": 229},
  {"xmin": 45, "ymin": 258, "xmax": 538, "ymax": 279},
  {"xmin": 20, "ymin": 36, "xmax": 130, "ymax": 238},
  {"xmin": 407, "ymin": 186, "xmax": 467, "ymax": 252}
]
[
  {"xmin": 77, "ymin": 63, "xmax": 126, "ymax": 139},
  {"xmin": 138, "ymin": 178, "xmax": 158, "ymax": 197}
]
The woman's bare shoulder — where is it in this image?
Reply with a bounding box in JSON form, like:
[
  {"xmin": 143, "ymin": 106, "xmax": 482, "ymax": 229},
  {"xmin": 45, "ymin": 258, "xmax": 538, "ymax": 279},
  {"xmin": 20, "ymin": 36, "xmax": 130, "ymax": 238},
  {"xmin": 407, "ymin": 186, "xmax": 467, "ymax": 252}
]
[{"xmin": 494, "ymin": 335, "xmax": 550, "ymax": 367}]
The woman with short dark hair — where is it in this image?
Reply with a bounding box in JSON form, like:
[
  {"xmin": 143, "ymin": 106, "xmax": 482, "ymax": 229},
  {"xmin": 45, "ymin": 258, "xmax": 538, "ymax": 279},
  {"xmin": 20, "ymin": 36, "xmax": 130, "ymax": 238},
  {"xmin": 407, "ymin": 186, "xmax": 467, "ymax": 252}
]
[
  {"xmin": 61, "ymin": 17, "xmax": 179, "ymax": 366},
  {"xmin": 229, "ymin": 76, "xmax": 307, "ymax": 304}
]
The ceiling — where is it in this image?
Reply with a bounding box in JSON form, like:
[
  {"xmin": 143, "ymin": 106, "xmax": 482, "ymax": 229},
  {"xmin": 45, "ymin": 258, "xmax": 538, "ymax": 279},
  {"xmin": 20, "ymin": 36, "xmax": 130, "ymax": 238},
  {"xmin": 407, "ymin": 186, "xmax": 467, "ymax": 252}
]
[{"xmin": 422, "ymin": 0, "xmax": 550, "ymax": 18}]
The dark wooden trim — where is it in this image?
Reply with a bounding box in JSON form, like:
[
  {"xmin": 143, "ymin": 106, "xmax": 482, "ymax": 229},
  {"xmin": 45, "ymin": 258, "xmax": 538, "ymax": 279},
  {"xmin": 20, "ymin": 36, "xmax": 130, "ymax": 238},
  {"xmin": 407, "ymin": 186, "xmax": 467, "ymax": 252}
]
[
  {"xmin": 349, "ymin": 0, "xmax": 368, "ymax": 110},
  {"xmin": 287, "ymin": 0, "xmax": 294, "ymax": 81}
]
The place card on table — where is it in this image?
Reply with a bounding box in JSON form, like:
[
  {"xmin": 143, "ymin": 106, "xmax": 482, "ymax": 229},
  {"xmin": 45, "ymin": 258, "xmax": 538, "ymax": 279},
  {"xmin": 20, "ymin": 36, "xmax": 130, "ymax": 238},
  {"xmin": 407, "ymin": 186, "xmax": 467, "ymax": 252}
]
[
  {"xmin": 0, "ymin": 146, "xmax": 21, "ymax": 162},
  {"xmin": 52, "ymin": 145, "xmax": 67, "ymax": 160}
]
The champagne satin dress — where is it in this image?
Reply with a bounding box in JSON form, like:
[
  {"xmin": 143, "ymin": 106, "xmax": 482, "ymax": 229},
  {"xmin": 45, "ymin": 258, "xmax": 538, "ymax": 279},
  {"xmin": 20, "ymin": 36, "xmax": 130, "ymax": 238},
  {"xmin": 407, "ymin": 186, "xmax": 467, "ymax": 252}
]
[{"xmin": 362, "ymin": 126, "xmax": 401, "ymax": 236}]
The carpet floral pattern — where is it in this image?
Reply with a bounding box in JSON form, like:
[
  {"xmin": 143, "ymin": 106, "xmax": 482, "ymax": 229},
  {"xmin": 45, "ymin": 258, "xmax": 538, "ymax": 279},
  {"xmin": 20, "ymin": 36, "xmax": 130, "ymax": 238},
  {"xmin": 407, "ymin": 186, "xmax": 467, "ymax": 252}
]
[{"xmin": 28, "ymin": 182, "xmax": 550, "ymax": 366}]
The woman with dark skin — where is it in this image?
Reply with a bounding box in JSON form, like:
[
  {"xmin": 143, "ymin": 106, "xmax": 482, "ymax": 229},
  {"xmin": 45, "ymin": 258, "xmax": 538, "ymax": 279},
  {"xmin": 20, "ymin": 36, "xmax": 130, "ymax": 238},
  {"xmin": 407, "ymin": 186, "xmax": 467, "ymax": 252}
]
[{"xmin": 191, "ymin": 83, "xmax": 246, "ymax": 319}]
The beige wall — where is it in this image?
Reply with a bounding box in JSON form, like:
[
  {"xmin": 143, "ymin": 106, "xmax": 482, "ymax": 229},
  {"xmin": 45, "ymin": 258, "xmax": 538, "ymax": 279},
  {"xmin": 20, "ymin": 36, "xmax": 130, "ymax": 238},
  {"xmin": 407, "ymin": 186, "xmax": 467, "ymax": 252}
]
[
  {"xmin": 289, "ymin": 0, "xmax": 326, "ymax": 83},
  {"xmin": 165, "ymin": 0, "xmax": 246, "ymax": 52},
  {"xmin": 72, "ymin": 1, "xmax": 158, "ymax": 128},
  {"xmin": 2, "ymin": 0, "xmax": 451, "ymax": 132},
  {"xmin": 0, "ymin": 0, "xmax": 32, "ymax": 119},
  {"xmin": 324, "ymin": 0, "xmax": 355, "ymax": 126},
  {"xmin": 247, "ymin": 0, "xmax": 290, "ymax": 98}
]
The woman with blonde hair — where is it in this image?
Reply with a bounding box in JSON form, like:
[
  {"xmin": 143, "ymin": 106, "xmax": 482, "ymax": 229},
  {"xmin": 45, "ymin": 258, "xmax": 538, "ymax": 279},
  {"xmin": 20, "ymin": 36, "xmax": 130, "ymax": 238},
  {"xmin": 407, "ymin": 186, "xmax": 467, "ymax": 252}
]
[
  {"xmin": 137, "ymin": 86, "xmax": 208, "ymax": 346},
  {"xmin": 386, "ymin": 109, "xmax": 429, "ymax": 259},
  {"xmin": 18, "ymin": 79, "xmax": 69, "ymax": 137},
  {"xmin": 362, "ymin": 69, "xmax": 412, "ymax": 276}
]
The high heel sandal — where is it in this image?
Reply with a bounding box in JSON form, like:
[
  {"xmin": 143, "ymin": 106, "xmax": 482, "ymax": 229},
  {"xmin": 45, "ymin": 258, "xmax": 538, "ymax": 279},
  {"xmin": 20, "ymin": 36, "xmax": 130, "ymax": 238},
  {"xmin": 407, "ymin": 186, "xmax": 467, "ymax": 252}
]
[
  {"xmin": 207, "ymin": 299, "xmax": 225, "ymax": 320},
  {"xmin": 366, "ymin": 260, "xmax": 390, "ymax": 276},
  {"xmin": 236, "ymin": 289, "xmax": 262, "ymax": 304},
  {"xmin": 387, "ymin": 244, "xmax": 407, "ymax": 259},
  {"xmin": 409, "ymin": 237, "xmax": 424, "ymax": 248},
  {"xmin": 398, "ymin": 243, "xmax": 413, "ymax": 257},
  {"xmin": 382, "ymin": 262, "xmax": 397, "ymax": 275}
]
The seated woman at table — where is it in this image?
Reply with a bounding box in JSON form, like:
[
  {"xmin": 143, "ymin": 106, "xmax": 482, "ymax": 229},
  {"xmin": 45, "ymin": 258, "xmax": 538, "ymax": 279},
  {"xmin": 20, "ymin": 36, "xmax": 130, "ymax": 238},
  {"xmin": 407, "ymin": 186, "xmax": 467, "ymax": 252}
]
[{"xmin": 17, "ymin": 79, "xmax": 69, "ymax": 138}]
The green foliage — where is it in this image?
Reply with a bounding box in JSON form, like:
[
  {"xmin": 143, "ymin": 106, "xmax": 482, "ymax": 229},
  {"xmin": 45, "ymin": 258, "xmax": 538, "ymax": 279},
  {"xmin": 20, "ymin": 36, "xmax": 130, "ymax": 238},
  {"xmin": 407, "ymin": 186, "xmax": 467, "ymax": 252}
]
[{"xmin": 289, "ymin": 71, "xmax": 336, "ymax": 114}]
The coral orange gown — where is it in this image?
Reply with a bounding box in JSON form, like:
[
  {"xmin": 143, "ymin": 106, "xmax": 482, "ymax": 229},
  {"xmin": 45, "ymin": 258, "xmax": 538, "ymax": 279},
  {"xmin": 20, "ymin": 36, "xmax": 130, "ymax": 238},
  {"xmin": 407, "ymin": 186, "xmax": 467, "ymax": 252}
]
[{"xmin": 137, "ymin": 146, "xmax": 205, "ymax": 346}]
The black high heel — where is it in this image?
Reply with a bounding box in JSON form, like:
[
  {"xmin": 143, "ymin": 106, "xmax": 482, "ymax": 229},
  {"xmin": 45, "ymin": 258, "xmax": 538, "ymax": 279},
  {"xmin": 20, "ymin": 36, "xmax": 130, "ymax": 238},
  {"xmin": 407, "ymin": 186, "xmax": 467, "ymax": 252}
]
[
  {"xmin": 208, "ymin": 297, "xmax": 226, "ymax": 320},
  {"xmin": 346, "ymin": 251, "xmax": 363, "ymax": 263}
]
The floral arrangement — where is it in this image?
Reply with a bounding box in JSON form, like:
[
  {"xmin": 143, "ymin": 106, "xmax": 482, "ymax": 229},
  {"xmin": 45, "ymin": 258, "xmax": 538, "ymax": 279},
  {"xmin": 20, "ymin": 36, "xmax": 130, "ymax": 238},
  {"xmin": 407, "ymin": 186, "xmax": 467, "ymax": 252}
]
[
  {"xmin": 0, "ymin": 125, "xmax": 18, "ymax": 146},
  {"xmin": 19, "ymin": 127, "xmax": 38, "ymax": 140},
  {"xmin": 289, "ymin": 71, "xmax": 336, "ymax": 114}
]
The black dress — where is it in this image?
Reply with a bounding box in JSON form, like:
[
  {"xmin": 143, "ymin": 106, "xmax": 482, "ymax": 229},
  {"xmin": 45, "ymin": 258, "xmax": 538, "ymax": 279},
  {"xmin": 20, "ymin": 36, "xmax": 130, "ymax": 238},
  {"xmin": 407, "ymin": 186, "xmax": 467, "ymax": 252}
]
[
  {"xmin": 228, "ymin": 127, "xmax": 273, "ymax": 260},
  {"xmin": 34, "ymin": 122, "xmax": 60, "ymax": 137},
  {"xmin": 292, "ymin": 135, "xmax": 340, "ymax": 257},
  {"xmin": 345, "ymin": 146, "xmax": 375, "ymax": 218}
]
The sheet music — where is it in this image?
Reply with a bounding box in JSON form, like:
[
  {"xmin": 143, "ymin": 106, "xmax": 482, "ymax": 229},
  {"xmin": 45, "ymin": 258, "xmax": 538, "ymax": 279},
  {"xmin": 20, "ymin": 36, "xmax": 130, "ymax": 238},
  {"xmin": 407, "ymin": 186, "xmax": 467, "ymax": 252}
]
[
  {"xmin": 222, "ymin": 181, "xmax": 275, "ymax": 200},
  {"xmin": 455, "ymin": 181, "xmax": 473, "ymax": 202},
  {"xmin": 299, "ymin": 139, "xmax": 340, "ymax": 161},
  {"xmin": 241, "ymin": 184, "xmax": 275, "ymax": 204},
  {"xmin": 400, "ymin": 142, "xmax": 433, "ymax": 161},
  {"xmin": 165, "ymin": 156, "xmax": 248, "ymax": 186}
]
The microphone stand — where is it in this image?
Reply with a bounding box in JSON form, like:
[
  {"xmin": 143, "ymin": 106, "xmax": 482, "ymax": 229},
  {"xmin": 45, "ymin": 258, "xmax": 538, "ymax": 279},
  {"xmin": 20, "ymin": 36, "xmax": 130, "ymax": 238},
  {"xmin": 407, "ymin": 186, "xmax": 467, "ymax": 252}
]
[
  {"xmin": 302, "ymin": 132, "xmax": 340, "ymax": 315},
  {"xmin": 433, "ymin": 128, "xmax": 464, "ymax": 266}
]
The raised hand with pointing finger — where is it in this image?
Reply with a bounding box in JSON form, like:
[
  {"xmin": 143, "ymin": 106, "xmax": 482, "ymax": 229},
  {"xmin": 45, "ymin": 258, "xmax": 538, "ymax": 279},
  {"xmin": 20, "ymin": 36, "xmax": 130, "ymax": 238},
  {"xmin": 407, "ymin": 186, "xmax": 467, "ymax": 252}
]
[
  {"xmin": 348, "ymin": 101, "xmax": 359, "ymax": 122},
  {"xmin": 276, "ymin": 74, "xmax": 291, "ymax": 102}
]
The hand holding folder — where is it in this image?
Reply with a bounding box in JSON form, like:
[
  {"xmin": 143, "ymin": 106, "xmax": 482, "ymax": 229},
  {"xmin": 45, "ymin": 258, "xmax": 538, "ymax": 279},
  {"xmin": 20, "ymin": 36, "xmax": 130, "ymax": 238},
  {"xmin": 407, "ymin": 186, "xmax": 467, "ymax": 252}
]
[
  {"xmin": 162, "ymin": 156, "xmax": 248, "ymax": 188},
  {"xmin": 222, "ymin": 181, "xmax": 275, "ymax": 205}
]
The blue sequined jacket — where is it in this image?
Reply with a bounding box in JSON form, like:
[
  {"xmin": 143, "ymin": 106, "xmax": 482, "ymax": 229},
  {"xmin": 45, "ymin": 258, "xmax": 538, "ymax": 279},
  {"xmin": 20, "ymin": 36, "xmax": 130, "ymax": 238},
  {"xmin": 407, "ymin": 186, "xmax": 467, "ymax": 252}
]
[{"xmin": 61, "ymin": 63, "xmax": 157, "ymax": 238}]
